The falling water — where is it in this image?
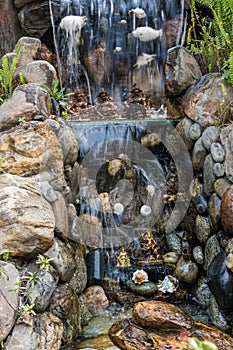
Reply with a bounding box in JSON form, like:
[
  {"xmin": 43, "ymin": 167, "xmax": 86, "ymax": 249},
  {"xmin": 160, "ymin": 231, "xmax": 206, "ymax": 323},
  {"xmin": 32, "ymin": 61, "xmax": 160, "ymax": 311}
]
[{"xmin": 50, "ymin": 0, "xmax": 186, "ymax": 106}]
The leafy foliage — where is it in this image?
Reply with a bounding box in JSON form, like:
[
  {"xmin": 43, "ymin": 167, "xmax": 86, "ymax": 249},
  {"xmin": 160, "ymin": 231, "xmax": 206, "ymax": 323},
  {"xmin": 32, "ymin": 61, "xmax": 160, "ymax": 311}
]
[
  {"xmin": 187, "ymin": 0, "xmax": 233, "ymax": 85},
  {"xmin": 42, "ymin": 79, "xmax": 73, "ymax": 118},
  {"xmin": 0, "ymin": 42, "xmax": 26, "ymax": 104}
]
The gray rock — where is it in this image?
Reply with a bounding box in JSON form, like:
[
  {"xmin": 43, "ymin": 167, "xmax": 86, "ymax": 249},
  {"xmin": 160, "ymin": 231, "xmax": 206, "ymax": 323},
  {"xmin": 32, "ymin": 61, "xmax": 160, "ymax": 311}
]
[
  {"xmin": 203, "ymin": 154, "xmax": 216, "ymax": 196},
  {"xmin": 17, "ymin": 1, "xmax": 60, "ymax": 38},
  {"xmin": 79, "ymin": 293, "xmax": 92, "ymax": 326},
  {"xmin": 44, "ymin": 238, "xmax": 76, "ymax": 282},
  {"xmin": 204, "ymin": 235, "xmax": 221, "ymax": 271},
  {"xmin": 192, "ymin": 137, "xmax": 208, "ymax": 171},
  {"xmin": 0, "ymin": 84, "xmax": 52, "ymax": 131},
  {"xmin": 210, "ymin": 142, "xmax": 225, "ymax": 162},
  {"xmin": 26, "ymin": 266, "xmax": 59, "ymax": 313},
  {"xmin": 208, "ymin": 296, "xmax": 230, "ymax": 332},
  {"xmin": 50, "ymin": 191, "xmax": 69, "ymax": 239},
  {"xmin": 176, "ymin": 117, "xmax": 194, "ymax": 150},
  {"xmin": 214, "ymin": 178, "xmax": 232, "ymax": 198},
  {"xmin": 194, "ymin": 277, "xmax": 211, "ymax": 310},
  {"xmin": 175, "ymin": 256, "xmax": 198, "ymax": 284},
  {"xmin": 126, "ymin": 280, "xmax": 157, "ymax": 296},
  {"xmin": 188, "ymin": 122, "xmax": 202, "ymax": 141},
  {"xmin": 182, "ymin": 73, "xmax": 233, "ymax": 127},
  {"xmin": 0, "ymin": 263, "xmax": 19, "ymax": 342},
  {"xmin": 193, "ymin": 246, "xmax": 204, "ymax": 265},
  {"xmin": 69, "ymin": 245, "xmax": 87, "ymax": 294},
  {"xmin": 208, "ymin": 193, "xmax": 221, "ymax": 229},
  {"xmin": 0, "ymin": 174, "xmax": 55, "ymax": 258},
  {"xmin": 55, "ymin": 120, "xmax": 79, "ymax": 165},
  {"xmin": 20, "ymin": 60, "xmax": 57, "ymax": 90},
  {"xmin": 225, "ymin": 238, "xmax": 233, "ymax": 255},
  {"xmin": 220, "ymin": 125, "xmax": 233, "ymax": 182},
  {"xmin": 165, "ymin": 46, "xmax": 202, "ymax": 97},
  {"xmin": 213, "ymin": 163, "xmax": 225, "ymax": 177},
  {"xmin": 202, "ymin": 126, "xmax": 220, "ymax": 151},
  {"xmin": 48, "ymin": 284, "xmax": 82, "ymax": 343},
  {"xmin": 4, "ymin": 312, "xmax": 63, "ymax": 350},
  {"xmin": 13, "ymin": 37, "xmax": 41, "ymax": 71},
  {"xmin": 195, "ymin": 215, "xmax": 211, "ymax": 244},
  {"xmin": 166, "ymin": 233, "xmax": 182, "ymax": 255}
]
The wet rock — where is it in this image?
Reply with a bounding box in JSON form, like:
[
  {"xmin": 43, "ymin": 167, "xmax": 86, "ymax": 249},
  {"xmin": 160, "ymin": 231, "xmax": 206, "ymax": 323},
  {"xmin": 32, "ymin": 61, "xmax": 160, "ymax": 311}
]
[
  {"xmin": 165, "ymin": 46, "xmax": 202, "ymax": 97},
  {"xmin": 220, "ymin": 124, "xmax": 233, "ymax": 182},
  {"xmin": 50, "ymin": 191, "xmax": 69, "ymax": 239},
  {"xmin": 210, "ymin": 142, "xmax": 225, "ymax": 162},
  {"xmin": 126, "ymin": 280, "xmax": 157, "ymax": 296},
  {"xmin": 4, "ymin": 312, "xmax": 63, "ymax": 350},
  {"xmin": 162, "ymin": 251, "xmax": 179, "ymax": 264},
  {"xmin": 202, "ymin": 126, "xmax": 220, "ymax": 151},
  {"xmin": 208, "ymin": 193, "xmax": 221, "ymax": 228},
  {"xmin": 79, "ymin": 293, "xmax": 92, "ymax": 326},
  {"xmin": 204, "ymin": 235, "xmax": 221, "ymax": 271},
  {"xmin": 20, "ymin": 60, "xmax": 57, "ymax": 90},
  {"xmin": 0, "ymin": 84, "xmax": 52, "ymax": 131},
  {"xmin": 188, "ymin": 122, "xmax": 202, "ymax": 141},
  {"xmin": 182, "ymin": 73, "xmax": 233, "ymax": 127},
  {"xmin": 0, "ymin": 263, "xmax": 19, "ymax": 342},
  {"xmin": 166, "ymin": 233, "xmax": 182, "ymax": 255},
  {"xmin": 194, "ymin": 277, "xmax": 211, "ymax": 310},
  {"xmin": 208, "ymin": 295, "xmax": 230, "ymax": 331},
  {"xmin": 69, "ymin": 245, "xmax": 87, "ymax": 294},
  {"xmin": 48, "ymin": 284, "xmax": 82, "ymax": 343},
  {"xmin": 207, "ymin": 251, "xmax": 233, "ymax": 317},
  {"xmin": 176, "ymin": 117, "xmax": 194, "ymax": 150},
  {"xmin": 214, "ymin": 177, "xmax": 232, "ymax": 198},
  {"xmin": 193, "ymin": 246, "xmax": 204, "ymax": 265},
  {"xmin": 203, "ymin": 154, "xmax": 216, "ymax": 196},
  {"xmin": 213, "ymin": 162, "xmax": 225, "ymax": 177},
  {"xmin": 109, "ymin": 318, "xmax": 157, "ymax": 350},
  {"xmin": 193, "ymin": 193, "xmax": 208, "ymax": 214},
  {"xmin": 55, "ymin": 119, "xmax": 79, "ymax": 165},
  {"xmin": 44, "ymin": 238, "xmax": 76, "ymax": 282},
  {"xmin": 192, "ymin": 137, "xmax": 208, "ymax": 171},
  {"xmin": 84, "ymin": 285, "xmax": 109, "ymax": 313},
  {"xmin": 175, "ymin": 256, "xmax": 198, "ymax": 284},
  {"xmin": 26, "ymin": 265, "xmax": 59, "ymax": 313},
  {"xmin": 17, "ymin": 1, "xmax": 60, "ymax": 38},
  {"xmin": 133, "ymin": 300, "xmax": 193, "ymax": 332},
  {"xmin": 195, "ymin": 215, "xmax": 211, "ymax": 244},
  {"xmin": 0, "ymin": 173, "xmax": 55, "ymax": 257},
  {"xmin": 221, "ymin": 185, "xmax": 233, "ymax": 234}
]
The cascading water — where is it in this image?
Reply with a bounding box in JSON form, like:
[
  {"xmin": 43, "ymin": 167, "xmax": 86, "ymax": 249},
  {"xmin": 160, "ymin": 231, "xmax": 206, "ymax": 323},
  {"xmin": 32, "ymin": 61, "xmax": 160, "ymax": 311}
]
[{"xmin": 50, "ymin": 0, "xmax": 186, "ymax": 107}]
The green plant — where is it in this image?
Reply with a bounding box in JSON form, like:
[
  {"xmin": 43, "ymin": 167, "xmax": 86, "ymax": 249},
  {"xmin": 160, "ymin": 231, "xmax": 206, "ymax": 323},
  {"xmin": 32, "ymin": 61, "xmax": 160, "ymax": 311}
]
[
  {"xmin": 42, "ymin": 80, "xmax": 73, "ymax": 117},
  {"xmin": 187, "ymin": 0, "xmax": 233, "ymax": 86},
  {"xmin": 178, "ymin": 331, "xmax": 218, "ymax": 349},
  {"xmin": 18, "ymin": 117, "xmax": 26, "ymax": 124},
  {"xmin": 0, "ymin": 247, "xmax": 14, "ymax": 277},
  {"xmin": 0, "ymin": 42, "xmax": 26, "ymax": 104},
  {"xmin": 36, "ymin": 254, "xmax": 54, "ymax": 271}
]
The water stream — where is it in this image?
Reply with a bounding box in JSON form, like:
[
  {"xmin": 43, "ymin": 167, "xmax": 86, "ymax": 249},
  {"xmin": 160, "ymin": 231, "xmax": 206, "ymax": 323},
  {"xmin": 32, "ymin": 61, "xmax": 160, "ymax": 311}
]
[{"xmin": 50, "ymin": 0, "xmax": 186, "ymax": 106}]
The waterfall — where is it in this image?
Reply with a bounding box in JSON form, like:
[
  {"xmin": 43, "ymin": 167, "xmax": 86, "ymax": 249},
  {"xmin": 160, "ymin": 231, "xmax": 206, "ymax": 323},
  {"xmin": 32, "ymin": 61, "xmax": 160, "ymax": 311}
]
[{"xmin": 49, "ymin": 0, "xmax": 186, "ymax": 106}]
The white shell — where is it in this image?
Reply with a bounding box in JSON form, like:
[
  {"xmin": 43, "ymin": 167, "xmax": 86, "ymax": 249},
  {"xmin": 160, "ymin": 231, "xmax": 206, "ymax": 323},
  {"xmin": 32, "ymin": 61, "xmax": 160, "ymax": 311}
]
[
  {"xmin": 134, "ymin": 53, "xmax": 157, "ymax": 68},
  {"xmin": 60, "ymin": 15, "xmax": 87, "ymax": 36},
  {"xmin": 132, "ymin": 27, "xmax": 162, "ymax": 42},
  {"xmin": 157, "ymin": 275, "xmax": 178, "ymax": 293},
  {"xmin": 132, "ymin": 269, "xmax": 149, "ymax": 285}
]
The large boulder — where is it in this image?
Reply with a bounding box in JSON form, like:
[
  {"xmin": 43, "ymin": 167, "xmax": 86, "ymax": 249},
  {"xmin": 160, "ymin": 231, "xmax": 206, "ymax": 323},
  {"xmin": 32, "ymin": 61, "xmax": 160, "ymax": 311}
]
[
  {"xmin": 0, "ymin": 84, "xmax": 52, "ymax": 131},
  {"xmin": 165, "ymin": 46, "xmax": 202, "ymax": 97},
  {"xmin": 182, "ymin": 73, "xmax": 233, "ymax": 127},
  {"xmin": 0, "ymin": 121, "xmax": 66, "ymax": 191},
  {"xmin": 0, "ymin": 173, "xmax": 55, "ymax": 258}
]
